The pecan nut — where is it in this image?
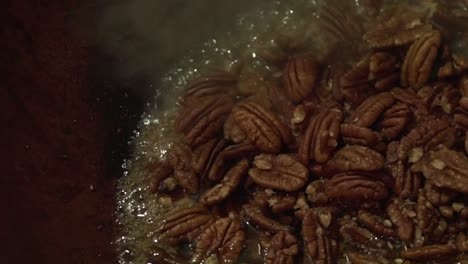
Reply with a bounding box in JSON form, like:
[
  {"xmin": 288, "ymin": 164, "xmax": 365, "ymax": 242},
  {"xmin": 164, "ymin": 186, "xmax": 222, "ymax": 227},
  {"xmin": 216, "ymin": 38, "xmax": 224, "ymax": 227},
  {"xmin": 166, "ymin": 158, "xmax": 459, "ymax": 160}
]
[
  {"xmin": 299, "ymin": 106, "xmax": 343, "ymax": 164},
  {"xmin": 306, "ymin": 180, "xmax": 329, "ymax": 205},
  {"xmin": 283, "ymin": 55, "xmax": 319, "ymax": 103},
  {"xmin": 176, "ymin": 96, "xmax": 234, "ymax": 147},
  {"xmin": 346, "ymin": 251, "xmax": 390, "ymax": 264},
  {"xmin": 249, "ymin": 154, "xmax": 308, "ymax": 192},
  {"xmin": 157, "ymin": 205, "xmax": 215, "ymax": 244},
  {"xmin": 377, "ymin": 102, "xmax": 411, "ymax": 140},
  {"xmin": 253, "ymin": 190, "xmax": 297, "ymax": 214},
  {"xmin": 398, "ymin": 119, "xmax": 455, "ymax": 161},
  {"xmin": 148, "ymin": 160, "xmax": 173, "ymax": 193},
  {"xmin": 339, "ymin": 219, "xmax": 373, "ymax": 245},
  {"xmin": 456, "ymin": 232, "xmax": 468, "ymax": 252},
  {"xmin": 387, "ymin": 198, "xmax": 414, "ymax": 242},
  {"xmin": 369, "ymin": 52, "xmax": 400, "ymax": 91},
  {"xmin": 339, "ymin": 54, "xmax": 374, "ymax": 106},
  {"xmin": 341, "ymin": 124, "xmax": 382, "ymax": 147},
  {"xmin": 232, "ymin": 102, "xmax": 291, "ymax": 153},
  {"xmin": 364, "ymin": 11, "xmax": 434, "ymax": 48},
  {"xmin": 182, "ymin": 73, "xmax": 237, "ymax": 105},
  {"xmin": 416, "ymin": 191, "xmax": 440, "ymax": 238},
  {"xmin": 192, "ymin": 217, "xmax": 246, "ymax": 264},
  {"xmin": 414, "ymin": 146, "xmax": 468, "ymax": 193},
  {"xmin": 223, "ymin": 114, "xmax": 246, "ymax": 144},
  {"xmin": 265, "ymin": 231, "xmax": 299, "ymax": 264},
  {"xmin": 423, "ymin": 182, "xmax": 457, "ymax": 206},
  {"xmin": 401, "ymin": 31, "xmax": 442, "ymax": 88},
  {"xmin": 357, "ymin": 209, "xmax": 396, "ymax": 238},
  {"xmin": 325, "ymin": 173, "xmax": 389, "ymax": 201},
  {"xmin": 191, "ymin": 138, "xmax": 225, "ymax": 177},
  {"xmin": 168, "ymin": 143, "xmax": 199, "ymax": 194},
  {"xmin": 200, "ymin": 158, "xmax": 249, "ymax": 206},
  {"xmin": 312, "ymin": 145, "xmax": 384, "ymax": 177},
  {"xmin": 242, "ymin": 203, "xmax": 288, "ymax": 232},
  {"xmin": 348, "ymin": 92, "xmax": 395, "ymax": 128},
  {"xmin": 302, "ymin": 210, "xmax": 338, "ymax": 264},
  {"xmin": 401, "ymin": 243, "xmax": 457, "ymax": 261}
]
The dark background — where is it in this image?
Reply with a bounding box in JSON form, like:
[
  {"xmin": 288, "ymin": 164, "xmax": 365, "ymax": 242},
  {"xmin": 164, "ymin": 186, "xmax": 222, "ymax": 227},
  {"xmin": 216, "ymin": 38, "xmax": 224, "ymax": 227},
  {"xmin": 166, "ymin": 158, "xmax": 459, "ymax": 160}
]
[{"xmin": 0, "ymin": 0, "xmax": 261, "ymax": 263}]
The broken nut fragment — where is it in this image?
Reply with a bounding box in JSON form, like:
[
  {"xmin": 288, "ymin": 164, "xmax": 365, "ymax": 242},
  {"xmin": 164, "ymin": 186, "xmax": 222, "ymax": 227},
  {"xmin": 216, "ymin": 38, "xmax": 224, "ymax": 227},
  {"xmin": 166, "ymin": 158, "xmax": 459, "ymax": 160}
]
[{"xmin": 265, "ymin": 231, "xmax": 299, "ymax": 264}]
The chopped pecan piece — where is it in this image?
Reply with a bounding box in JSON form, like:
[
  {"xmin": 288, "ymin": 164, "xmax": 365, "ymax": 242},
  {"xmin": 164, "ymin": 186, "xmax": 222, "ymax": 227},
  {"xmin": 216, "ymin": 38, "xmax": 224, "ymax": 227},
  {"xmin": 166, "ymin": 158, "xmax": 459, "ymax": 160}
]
[
  {"xmin": 168, "ymin": 143, "xmax": 199, "ymax": 194},
  {"xmin": 387, "ymin": 198, "xmax": 414, "ymax": 242},
  {"xmin": 414, "ymin": 146, "xmax": 468, "ymax": 193},
  {"xmin": 357, "ymin": 209, "xmax": 396, "ymax": 238},
  {"xmin": 438, "ymin": 50, "xmax": 468, "ymax": 79},
  {"xmin": 302, "ymin": 210, "xmax": 338, "ymax": 264},
  {"xmin": 348, "ymin": 92, "xmax": 395, "ymax": 128},
  {"xmin": 364, "ymin": 11, "xmax": 434, "ymax": 48},
  {"xmin": 401, "ymin": 243, "xmax": 457, "ymax": 261},
  {"xmin": 339, "ymin": 220, "xmax": 373, "ymax": 245},
  {"xmin": 157, "ymin": 205, "xmax": 214, "ymax": 244},
  {"xmin": 200, "ymin": 158, "xmax": 249, "ymax": 206},
  {"xmin": 176, "ymin": 96, "xmax": 234, "ymax": 147},
  {"xmin": 341, "ymin": 124, "xmax": 382, "ymax": 147},
  {"xmin": 242, "ymin": 204, "xmax": 288, "ymax": 232},
  {"xmin": 416, "ymin": 191, "xmax": 440, "ymax": 238},
  {"xmin": 306, "ymin": 180, "xmax": 329, "ymax": 205},
  {"xmin": 312, "ymin": 145, "xmax": 384, "ymax": 177},
  {"xmin": 401, "ymin": 31, "xmax": 442, "ymax": 89},
  {"xmin": 423, "ymin": 182, "xmax": 457, "ymax": 206},
  {"xmin": 393, "ymin": 164, "xmax": 422, "ymax": 200},
  {"xmin": 249, "ymin": 154, "xmax": 308, "ymax": 192},
  {"xmin": 299, "ymin": 106, "xmax": 343, "ymax": 164},
  {"xmin": 325, "ymin": 173, "xmax": 388, "ymax": 201},
  {"xmin": 377, "ymin": 103, "xmax": 411, "ymax": 140},
  {"xmin": 182, "ymin": 73, "xmax": 237, "ymax": 105},
  {"xmin": 192, "ymin": 217, "xmax": 246, "ymax": 264},
  {"xmin": 369, "ymin": 52, "xmax": 400, "ymax": 91},
  {"xmin": 265, "ymin": 231, "xmax": 299, "ymax": 264},
  {"xmin": 252, "ymin": 189, "xmax": 297, "ymax": 214},
  {"xmin": 398, "ymin": 119, "xmax": 455, "ymax": 161},
  {"xmin": 283, "ymin": 55, "xmax": 319, "ymax": 103},
  {"xmin": 346, "ymin": 251, "xmax": 390, "ymax": 264},
  {"xmin": 232, "ymin": 102, "xmax": 291, "ymax": 153}
]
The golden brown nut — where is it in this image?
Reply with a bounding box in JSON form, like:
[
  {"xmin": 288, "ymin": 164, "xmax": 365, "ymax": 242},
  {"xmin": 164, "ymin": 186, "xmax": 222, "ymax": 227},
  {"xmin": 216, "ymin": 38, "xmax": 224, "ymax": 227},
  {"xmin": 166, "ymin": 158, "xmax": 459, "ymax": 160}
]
[
  {"xmin": 283, "ymin": 55, "xmax": 319, "ymax": 103},
  {"xmin": 387, "ymin": 198, "xmax": 415, "ymax": 242},
  {"xmin": 401, "ymin": 243, "xmax": 457, "ymax": 261},
  {"xmin": 325, "ymin": 173, "xmax": 389, "ymax": 201},
  {"xmin": 182, "ymin": 73, "xmax": 237, "ymax": 105},
  {"xmin": 168, "ymin": 142, "xmax": 199, "ymax": 194},
  {"xmin": 265, "ymin": 231, "xmax": 299, "ymax": 264},
  {"xmin": 302, "ymin": 209, "xmax": 338, "ymax": 264},
  {"xmin": 348, "ymin": 92, "xmax": 395, "ymax": 128},
  {"xmin": 242, "ymin": 203, "xmax": 288, "ymax": 232}
]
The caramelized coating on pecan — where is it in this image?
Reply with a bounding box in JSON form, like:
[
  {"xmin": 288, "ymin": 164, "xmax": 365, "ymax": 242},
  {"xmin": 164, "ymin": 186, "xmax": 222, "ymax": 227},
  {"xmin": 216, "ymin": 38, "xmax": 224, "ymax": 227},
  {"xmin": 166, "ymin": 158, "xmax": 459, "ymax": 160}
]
[
  {"xmin": 200, "ymin": 158, "xmax": 249, "ymax": 206},
  {"xmin": 348, "ymin": 92, "xmax": 395, "ymax": 128},
  {"xmin": 341, "ymin": 124, "xmax": 382, "ymax": 147},
  {"xmin": 223, "ymin": 114, "xmax": 246, "ymax": 144},
  {"xmin": 357, "ymin": 209, "xmax": 396, "ymax": 238},
  {"xmin": 168, "ymin": 143, "xmax": 199, "ymax": 194},
  {"xmin": 232, "ymin": 102, "xmax": 291, "ymax": 153},
  {"xmin": 299, "ymin": 106, "xmax": 343, "ymax": 164},
  {"xmin": 242, "ymin": 203, "xmax": 288, "ymax": 232},
  {"xmin": 387, "ymin": 198, "xmax": 414, "ymax": 242},
  {"xmin": 325, "ymin": 173, "xmax": 389, "ymax": 201},
  {"xmin": 416, "ymin": 191, "xmax": 440, "ymax": 238},
  {"xmin": 176, "ymin": 96, "xmax": 234, "ymax": 147},
  {"xmin": 157, "ymin": 205, "xmax": 215, "ymax": 245},
  {"xmin": 302, "ymin": 210, "xmax": 338, "ymax": 264},
  {"xmin": 283, "ymin": 55, "xmax": 319, "ymax": 103},
  {"xmin": 249, "ymin": 154, "xmax": 308, "ymax": 192},
  {"xmin": 415, "ymin": 146, "xmax": 468, "ymax": 193},
  {"xmin": 192, "ymin": 138, "xmax": 225, "ymax": 176},
  {"xmin": 401, "ymin": 31, "xmax": 442, "ymax": 89},
  {"xmin": 377, "ymin": 102, "xmax": 411, "ymax": 140},
  {"xmin": 265, "ymin": 231, "xmax": 299, "ymax": 264},
  {"xmin": 192, "ymin": 217, "xmax": 246, "ymax": 264},
  {"xmin": 401, "ymin": 243, "xmax": 457, "ymax": 261}
]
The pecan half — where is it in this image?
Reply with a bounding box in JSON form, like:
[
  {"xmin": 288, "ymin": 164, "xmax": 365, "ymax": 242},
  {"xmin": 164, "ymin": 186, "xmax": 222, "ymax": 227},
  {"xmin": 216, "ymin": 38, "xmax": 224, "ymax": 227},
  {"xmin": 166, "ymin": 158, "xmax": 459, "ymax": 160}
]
[
  {"xmin": 252, "ymin": 189, "xmax": 297, "ymax": 214},
  {"xmin": 299, "ymin": 106, "xmax": 343, "ymax": 164},
  {"xmin": 357, "ymin": 209, "xmax": 396, "ymax": 238},
  {"xmin": 346, "ymin": 251, "xmax": 390, "ymax": 264},
  {"xmin": 242, "ymin": 203, "xmax": 288, "ymax": 232},
  {"xmin": 182, "ymin": 73, "xmax": 237, "ymax": 105},
  {"xmin": 339, "ymin": 54, "xmax": 374, "ymax": 106},
  {"xmin": 265, "ymin": 231, "xmax": 299, "ymax": 264},
  {"xmin": 424, "ymin": 182, "xmax": 457, "ymax": 206},
  {"xmin": 348, "ymin": 92, "xmax": 395, "ymax": 128},
  {"xmin": 339, "ymin": 220, "xmax": 373, "ymax": 245},
  {"xmin": 364, "ymin": 11, "xmax": 434, "ymax": 48},
  {"xmin": 302, "ymin": 210, "xmax": 338, "ymax": 264},
  {"xmin": 438, "ymin": 50, "xmax": 468, "ymax": 79},
  {"xmin": 312, "ymin": 145, "xmax": 384, "ymax": 177},
  {"xmin": 192, "ymin": 138, "xmax": 225, "ymax": 177},
  {"xmin": 192, "ymin": 217, "xmax": 246, "ymax": 264},
  {"xmin": 414, "ymin": 146, "xmax": 468, "ymax": 193},
  {"xmin": 387, "ymin": 198, "xmax": 415, "ymax": 242},
  {"xmin": 401, "ymin": 243, "xmax": 457, "ymax": 261},
  {"xmin": 157, "ymin": 205, "xmax": 215, "ymax": 244},
  {"xmin": 232, "ymin": 102, "xmax": 291, "ymax": 153},
  {"xmin": 393, "ymin": 164, "xmax": 422, "ymax": 200},
  {"xmin": 283, "ymin": 55, "xmax": 319, "ymax": 103},
  {"xmin": 249, "ymin": 154, "xmax": 308, "ymax": 192},
  {"xmin": 176, "ymin": 96, "xmax": 234, "ymax": 147},
  {"xmin": 416, "ymin": 191, "xmax": 440, "ymax": 238},
  {"xmin": 377, "ymin": 103, "xmax": 411, "ymax": 140},
  {"xmin": 223, "ymin": 114, "xmax": 246, "ymax": 144},
  {"xmin": 168, "ymin": 143, "xmax": 199, "ymax": 194},
  {"xmin": 341, "ymin": 124, "xmax": 382, "ymax": 147},
  {"xmin": 325, "ymin": 173, "xmax": 388, "ymax": 201},
  {"xmin": 306, "ymin": 180, "xmax": 329, "ymax": 205},
  {"xmin": 369, "ymin": 52, "xmax": 400, "ymax": 91},
  {"xmin": 401, "ymin": 31, "xmax": 442, "ymax": 89},
  {"xmin": 398, "ymin": 119, "xmax": 455, "ymax": 161},
  {"xmin": 200, "ymin": 158, "xmax": 249, "ymax": 206}
]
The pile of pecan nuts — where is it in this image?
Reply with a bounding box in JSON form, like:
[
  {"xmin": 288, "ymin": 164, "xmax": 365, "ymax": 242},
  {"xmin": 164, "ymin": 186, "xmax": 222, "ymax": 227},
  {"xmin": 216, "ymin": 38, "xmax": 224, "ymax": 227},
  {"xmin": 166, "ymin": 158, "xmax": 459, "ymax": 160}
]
[{"xmin": 148, "ymin": 10, "xmax": 468, "ymax": 264}]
